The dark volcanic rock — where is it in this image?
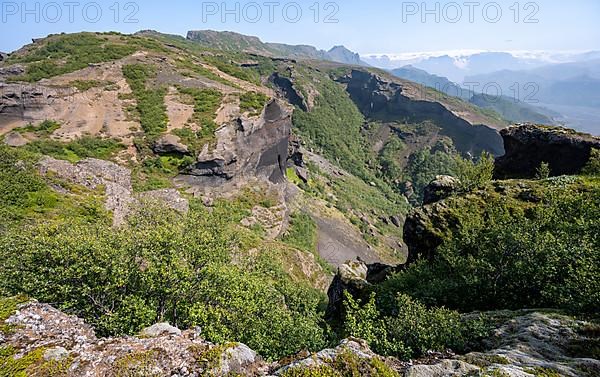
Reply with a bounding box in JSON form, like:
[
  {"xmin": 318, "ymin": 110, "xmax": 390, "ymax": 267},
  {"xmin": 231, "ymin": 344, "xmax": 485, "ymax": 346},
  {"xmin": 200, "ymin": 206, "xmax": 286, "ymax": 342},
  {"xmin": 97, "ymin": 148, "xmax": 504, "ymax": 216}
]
[
  {"xmin": 403, "ymin": 202, "xmax": 455, "ymax": 265},
  {"xmin": 337, "ymin": 70, "xmax": 504, "ymax": 156},
  {"xmin": 495, "ymin": 124, "xmax": 600, "ymax": 179},
  {"xmin": 152, "ymin": 134, "xmax": 190, "ymax": 156},
  {"xmin": 423, "ymin": 175, "xmax": 460, "ymax": 205},
  {"xmin": 270, "ymin": 72, "xmax": 308, "ymax": 111},
  {"xmin": 184, "ymin": 99, "xmax": 291, "ymax": 185},
  {"xmin": 326, "ymin": 260, "xmax": 402, "ymax": 319}
]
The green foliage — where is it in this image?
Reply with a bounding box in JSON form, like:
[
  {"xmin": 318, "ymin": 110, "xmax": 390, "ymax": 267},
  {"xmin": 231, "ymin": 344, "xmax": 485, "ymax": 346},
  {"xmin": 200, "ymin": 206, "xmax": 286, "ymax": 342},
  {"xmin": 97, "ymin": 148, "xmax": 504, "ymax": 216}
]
[
  {"xmin": 239, "ymin": 91, "xmax": 269, "ymax": 115},
  {"xmin": 405, "ymin": 145, "xmax": 458, "ymax": 203},
  {"xmin": 174, "ymin": 87, "xmax": 223, "ymax": 149},
  {"xmin": 9, "ymin": 33, "xmax": 138, "ymax": 82},
  {"xmin": 377, "ymin": 137, "xmax": 405, "ymax": 183},
  {"xmin": 282, "ymin": 212, "xmax": 318, "ymax": 253},
  {"xmin": 536, "ymin": 162, "xmax": 551, "ymax": 180},
  {"xmin": 23, "ymin": 136, "xmax": 124, "ymax": 163},
  {"xmin": 382, "ymin": 178, "xmax": 600, "ymax": 315},
  {"xmin": 131, "ymin": 155, "xmax": 193, "ymax": 192},
  {"xmin": 342, "ymin": 292, "xmax": 488, "ymax": 360},
  {"xmin": 454, "ymin": 152, "xmax": 495, "ymax": 192},
  {"xmin": 0, "ymin": 198, "xmax": 326, "ymax": 360},
  {"xmin": 582, "ymin": 148, "xmax": 600, "ymax": 176},
  {"xmin": 0, "ymin": 145, "xmax": 57, "ymax": 223},
  {"xmin": 292, "ymin": 78, "xmax": 371, "ymax": 180},
  {"xmin": 280, "ymin": 350, "xmax": 400, "ymax": 377},
  {"xmin": 122, "ymin": 64, "xmax": 168, "ymax": 135},
  {"xmin": 203, "ymin": 55, "xmax": 260, "ymax": 84},
  {"xmin": 16, "ymin": 120, "xmax": 61, "ymax": 136}
]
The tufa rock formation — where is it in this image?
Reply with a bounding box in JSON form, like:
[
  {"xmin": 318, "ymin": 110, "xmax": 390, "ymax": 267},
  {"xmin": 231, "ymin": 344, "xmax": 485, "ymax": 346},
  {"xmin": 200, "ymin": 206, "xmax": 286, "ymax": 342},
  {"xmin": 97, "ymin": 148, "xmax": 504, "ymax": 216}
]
[
  {"xmin": 182, "ymin": 100, "xmax": 291, "ymax": 186},
  {"xmin": 495, "ymin": 124, "xmax": 600, "ymax": 179}
]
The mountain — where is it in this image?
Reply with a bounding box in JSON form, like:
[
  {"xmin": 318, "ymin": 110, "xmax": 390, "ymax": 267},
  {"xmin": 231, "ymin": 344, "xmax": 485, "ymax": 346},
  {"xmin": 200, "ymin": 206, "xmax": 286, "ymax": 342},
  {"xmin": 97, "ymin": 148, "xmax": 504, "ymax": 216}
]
[
  {"xmin": 391, "ymin": 65, "xmax": 556, "ymax": 125},
  {"xmin": 185, "ymin": 29, "xmax": 368, "ymax": 65},
  {"xmin": 1, "ymin": 30, "xmax": 598, "ymax": 377},
  {"xmin": 466, "ymin": 59, "xmax": 600, "ymax": 134},
  {"xmin": 365, "ymin": 50, "xmax": 600, "ymax": 82}
]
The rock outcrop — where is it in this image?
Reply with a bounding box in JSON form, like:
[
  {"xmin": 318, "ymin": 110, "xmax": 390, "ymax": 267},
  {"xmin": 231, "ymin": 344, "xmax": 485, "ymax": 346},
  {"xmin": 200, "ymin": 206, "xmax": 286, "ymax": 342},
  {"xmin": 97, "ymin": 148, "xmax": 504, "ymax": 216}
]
[
  {"xmin": 152, "ymin": 134, "xmax": 190, "ymax": 156},
  {"xmin": 326, "ymin": 260, "xmax": 401, "ymax": 319},
  {"xmin": 183, "ymin": 99, "xmax": 291, "ymax": 186},
  {"xmin": 422, "ymin": 175, "xmax": 460, "ymax": 205},
  {"xmin": 1, "ymin": 300, "xmax": 267, "ymax": 376},
  {"xmin": 0, "ymin": 52, "xmax": 7, "ymax": 62},
  {"xmin": 3, "ymin": 299, "xmax": 597, "ymax": 376},
  {"xmin": 338, "ymin": 70, "xmax": 505, "ymax": 156},
  {"xmin": 495, "ymin": 124, "xmax": 600, "ymax": 179},
  {"xmin": 39, "ymin": 157, "xmax": 189, "ymax": 226},
  {"xmin": 3, "ymin": 131, "xmax": 28, "ymax": 146}
]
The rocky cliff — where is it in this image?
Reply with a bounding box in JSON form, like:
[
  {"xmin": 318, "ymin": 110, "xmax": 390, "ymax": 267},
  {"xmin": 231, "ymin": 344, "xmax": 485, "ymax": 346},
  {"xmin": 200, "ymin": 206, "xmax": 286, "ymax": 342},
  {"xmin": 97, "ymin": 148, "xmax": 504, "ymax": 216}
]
[
  {"xmin": 182, "ymin": 100, "xmax": 291, "ymax": 186},
  {"xmin": 495, "ymin": 123, "xmax": 600, "ymax": 179},
  {"xmin": 338, "ymin": 69, "xmax": 506, "ymax": 156}
]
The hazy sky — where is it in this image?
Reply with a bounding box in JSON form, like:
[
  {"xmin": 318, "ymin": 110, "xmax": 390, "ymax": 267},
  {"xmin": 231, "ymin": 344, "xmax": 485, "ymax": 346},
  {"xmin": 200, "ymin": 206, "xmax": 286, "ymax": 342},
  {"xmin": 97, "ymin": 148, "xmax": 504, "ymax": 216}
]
[{"xmin": 1, "ymin": 0, "xmax": 599, "ymax": 54}]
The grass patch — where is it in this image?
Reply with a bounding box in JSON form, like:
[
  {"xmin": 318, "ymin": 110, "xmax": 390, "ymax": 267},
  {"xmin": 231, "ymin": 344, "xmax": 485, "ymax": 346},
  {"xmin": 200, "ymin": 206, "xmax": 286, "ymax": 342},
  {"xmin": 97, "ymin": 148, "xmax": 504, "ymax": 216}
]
[
  {"xmin": 239, "ymin": 91, "xmax": 269, "ymax": 116},
  {"xmin": 8, "ymin": 33, "xmax": 138, "ymax": 82},
  {"xmin": 24, "ymin": 136, "xmax": 124, "ymax": 163},
  {"xmin": 203, "ymin": 55, "xmax": 260, "ymax": 84},
  {"xmin": 173, "ymin": 86, "xmax": 223, "ymax": 150},
  {"xmin": 122, "ymin": 64, "xmax": 168, "ymax": 136},
  {"xmin": 16, "ymin": 120, "xmax": 60, "ymax": 137}
]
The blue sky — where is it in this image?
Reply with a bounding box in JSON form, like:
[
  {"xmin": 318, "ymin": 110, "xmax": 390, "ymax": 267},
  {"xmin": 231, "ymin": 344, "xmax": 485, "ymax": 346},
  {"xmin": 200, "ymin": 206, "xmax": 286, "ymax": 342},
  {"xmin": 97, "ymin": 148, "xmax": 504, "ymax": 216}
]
[{"xmin": 1, "ymin": 0, "xmax": 599, "ymax": 54}]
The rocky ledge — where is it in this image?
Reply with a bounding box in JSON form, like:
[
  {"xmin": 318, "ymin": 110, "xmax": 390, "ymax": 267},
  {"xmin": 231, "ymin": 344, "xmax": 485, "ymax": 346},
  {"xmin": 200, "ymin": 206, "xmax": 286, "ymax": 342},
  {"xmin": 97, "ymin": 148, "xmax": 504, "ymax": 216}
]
[
  {"xmin": 2, "ymin": 298, "xmax": 597, "ymax": 376},
  {"xmin": 495, "ymin": 124, "xmax": 600, "ymax": 179}
]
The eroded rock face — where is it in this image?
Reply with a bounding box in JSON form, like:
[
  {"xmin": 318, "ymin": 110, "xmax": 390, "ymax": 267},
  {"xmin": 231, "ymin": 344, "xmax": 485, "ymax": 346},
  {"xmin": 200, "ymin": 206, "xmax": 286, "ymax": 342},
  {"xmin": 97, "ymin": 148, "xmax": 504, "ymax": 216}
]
[
  {"xmin": 495, "ymin": 124, "xmax": 600, "ymax": 179},
  {"xmin": 183, "ymin": 99, "xmax": 291, "ymax": 186},
  {"xmin": 3, "ymin": 131, "xmax": 28, "ymax": 146},
  {"xmin": 39, "ymin": 157, "xmax": 189, "ymax": 226},
  {"xmin": 338, "ymin": 70, "xmax": 505, "ymax": 156},
  {"xmin": 269, "ymin": 72, "xmax": 308, "ymax": 111}
]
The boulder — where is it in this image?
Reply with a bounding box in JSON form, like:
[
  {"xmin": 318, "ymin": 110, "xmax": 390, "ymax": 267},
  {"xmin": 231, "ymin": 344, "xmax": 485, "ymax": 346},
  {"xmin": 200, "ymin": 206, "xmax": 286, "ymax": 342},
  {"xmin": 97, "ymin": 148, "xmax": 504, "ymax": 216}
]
[
  {"xmin": 422, "ymin": 175, "xmax": 460, "ymax": 204},
  {"xmin": 137, "ymin": 188, "xmax": 189, "ymax": 214},
  {"xmin": 3, "ymin": 131, "xmax": 28, "ymax": 147},
  {"xmin": 295, "ymin": 166, "xmax": 309, "ymax": 184},
  {"xmin": 152, "ymin": 134, "xmax": 190, "ymax": 156},
  {"xmin": 326, "ymin": 260, "xmax": 402, "ymax": 319},
  {"xmin": 0, "ymin": 52, "xmax": 7, "ymax": 61},
  {"xmin": 405, "ymin": 360, "xmax": 479, "ymax": 377},
  {"xmin": 495, "ymin": 124, "xmax": 600, "ymax": 179},
  {"xmin": 139, "ymin": 323, "xmax": 182, "ymax": 338}
]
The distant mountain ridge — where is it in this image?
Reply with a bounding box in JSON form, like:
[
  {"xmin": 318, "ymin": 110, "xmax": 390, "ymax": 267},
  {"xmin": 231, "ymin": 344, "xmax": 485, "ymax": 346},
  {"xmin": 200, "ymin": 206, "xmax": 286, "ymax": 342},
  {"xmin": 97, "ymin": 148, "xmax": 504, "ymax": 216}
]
[
  {"xmin": 391, "ymin": 65, "xmax": 557, "ymax": 125},
  {"xmin": 186, "ymin": 30, "xmax": 368, "ymax": 66},
  {"xmin": 365, "ymin": 50, "xmax": 600, "ymax": 82}
]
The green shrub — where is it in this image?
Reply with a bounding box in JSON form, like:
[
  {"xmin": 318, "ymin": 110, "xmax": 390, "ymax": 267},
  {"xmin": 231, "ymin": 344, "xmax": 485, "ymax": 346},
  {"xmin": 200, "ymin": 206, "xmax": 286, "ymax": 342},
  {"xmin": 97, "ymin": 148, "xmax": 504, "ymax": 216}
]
[
  {"xmin": 454, "ymin": 152, "xmax": 495, "ymax": 192},
  {"xmin": 122, "ymin": 64, "xmax": 168, "ymax": 135},
  {"xmin": 536, "ymin": 162, "xmax": 551, "ymax": 180},
  {"xmin": 342, "ymin": 292, "xmax": 488, "ymax": 360},
  {"xmin": 583, "ymin": 148, "xmax": 600, "ymax": 176},
  {"xmin": 381, "ymin": 179, "xmax": 600, "ymax": 315},
  {"xmin": 239, "ymin": 91, "xmax": 269, "ymax": 115},
  {"xmin": 405, "ymin": 145, "xmax": 458, "ymax": 203},
  {"xmin": 24, "ymin": 136, "xmax": 124, "ymax": 163},
  {"xmin": 16, "ymin": 120, "xmax": 61, "ymax": 136},
  {"xmin": 0, "ymin": 201, "xmax": 327, "ymax": 360}
]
